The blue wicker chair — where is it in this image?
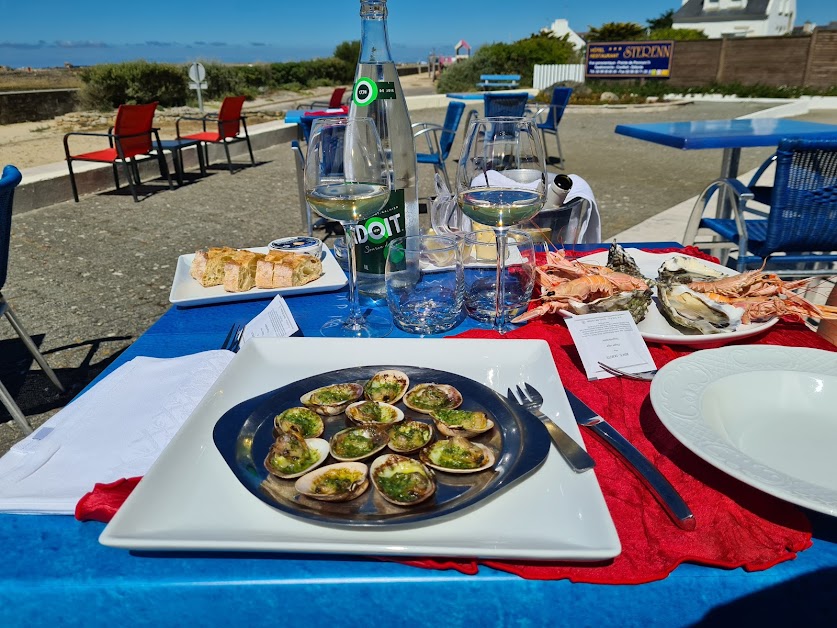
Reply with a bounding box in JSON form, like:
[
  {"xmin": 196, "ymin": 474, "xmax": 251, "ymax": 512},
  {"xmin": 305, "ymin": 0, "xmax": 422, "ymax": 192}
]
[
  {"xmin": 683, "ymin": 137, "xmax": 837, "ymax": 276},
  {"xmin": 1, "ymin": 166, "xmax": 65, "ymax": 434}
]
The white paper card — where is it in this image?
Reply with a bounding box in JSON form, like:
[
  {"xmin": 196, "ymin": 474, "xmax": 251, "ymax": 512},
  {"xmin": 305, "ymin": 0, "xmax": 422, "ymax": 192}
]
[
  {"xmin": 242, "ymin": 295, "xmax": 299, "ymax": 345},
  {"xmin": 564, "ymin": 311, "xmax": 656, "ymax": 381}
]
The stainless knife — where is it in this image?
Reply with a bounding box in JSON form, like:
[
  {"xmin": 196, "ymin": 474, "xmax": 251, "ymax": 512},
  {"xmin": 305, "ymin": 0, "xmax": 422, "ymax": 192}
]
[{"xmin": 564, "ymin": 389, "xmax": 696, "ymax": 531}]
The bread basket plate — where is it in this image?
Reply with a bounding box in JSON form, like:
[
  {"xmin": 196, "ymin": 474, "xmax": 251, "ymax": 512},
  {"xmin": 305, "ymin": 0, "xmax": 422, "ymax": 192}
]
[{"xmin": 169, "ymin": 246, "xmax": 348, "ymax": 307}]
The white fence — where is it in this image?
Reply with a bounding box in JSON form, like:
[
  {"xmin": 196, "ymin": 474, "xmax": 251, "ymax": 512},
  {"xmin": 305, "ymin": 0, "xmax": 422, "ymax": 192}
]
[{"xmin": 533, "ymin": 64, "xmax": 585, "ymax": 90}]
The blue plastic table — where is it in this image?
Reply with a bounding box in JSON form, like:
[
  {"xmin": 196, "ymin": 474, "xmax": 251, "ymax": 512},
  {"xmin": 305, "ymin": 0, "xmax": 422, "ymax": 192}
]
[{"xmin": 2, "ymin": 242, "xmax": 836, "ymax": 626}]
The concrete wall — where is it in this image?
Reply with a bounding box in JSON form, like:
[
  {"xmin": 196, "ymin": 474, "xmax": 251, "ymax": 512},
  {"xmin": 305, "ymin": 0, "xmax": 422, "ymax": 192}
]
[{"xmin": 0, "ymin": 89, "xmax": 78, "ymax": 124}]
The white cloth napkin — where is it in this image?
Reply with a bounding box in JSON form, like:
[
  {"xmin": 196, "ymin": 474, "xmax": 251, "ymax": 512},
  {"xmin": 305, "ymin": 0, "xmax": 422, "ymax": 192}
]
[
  {"xmin": 545, "ymin": 173, "xmax": 601, "ymax": 244},
  {"xmin": 0, "ymin": 350, "xmax": 233, "ymax": 514}
]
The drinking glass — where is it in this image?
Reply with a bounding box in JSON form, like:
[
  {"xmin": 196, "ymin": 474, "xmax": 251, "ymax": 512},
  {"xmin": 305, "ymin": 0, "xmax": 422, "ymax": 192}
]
[
  {"xmin": 455, "ymin": 117, "xmax": 547, "ymax": 333},
  {"xmin": 304, "ymin": 117, "xmax": 392, "ymax": 337}
]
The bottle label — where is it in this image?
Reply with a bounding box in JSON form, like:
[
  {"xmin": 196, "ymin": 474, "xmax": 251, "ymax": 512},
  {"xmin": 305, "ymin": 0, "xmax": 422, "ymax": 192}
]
[
  {"xmin": 353, "ymin": 79, "xmax": 396, "ymax": 107},
  {"xmin": 353, "ymin": 189, "xmax": 405, "ymax": 275}
]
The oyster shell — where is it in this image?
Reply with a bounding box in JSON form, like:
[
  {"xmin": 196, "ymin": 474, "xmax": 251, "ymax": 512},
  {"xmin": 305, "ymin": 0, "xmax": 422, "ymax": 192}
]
[
  {"xmin": 264, "ymin": 426, "xmax": 329, "ymax": 479},
  {"xmin": 657, "ymin": 284, "xmax": 744, "ymax": 334},
  {"xmin": 363, "ymin": 369, "xmax": 410, "ymax": 403},
  {"xmin": 294, "ymin": 462, "xmax": 369, "ymax": 502},
  {"xmin": 370, "ymin": 454, "xmax": 436, "ymax": 506},
  {"xmin": 300, "ymin": 382, "xmax": 364, "ymax": 416},
  {"xmin": 430, "ymin": 408, "xmax": 494, "ymax": 439},
  {"xmin": 606, "ymin": 242, "xmax": 646, "ymax": 280},
  {"xmin": 402, "ymin": 383, "xmax": 463, "ymax": 414},
  {"xmin": 657, "ymin": 255, "xmax": 727, "ymax": 285},
  {"xmin": 387, "ymin": 420, "xmax": 433, "ymax": 454},
  {"xmin": 421, "ymin": 436, "xmax": 495, "ymax": 474},
  {"xmin": 567, "ymin": 288, "xmax": 653, "ymax": 323},
  {"xmin": 330, "ymin": 425, "xmax": 389, "ymax": 461},
  {"xmin": 273, "ymin": 406, "xmax": 324, "ymax": 438},
  {"xmin": 345, "ymin": 400, "xmax": 405, "ymax": 426}
]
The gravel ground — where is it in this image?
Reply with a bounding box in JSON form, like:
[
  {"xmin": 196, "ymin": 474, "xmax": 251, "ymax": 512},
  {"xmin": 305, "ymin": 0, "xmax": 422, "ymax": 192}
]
[{"xmin": 0, "ymin": 100, "xmax": 825, "ymax": 453}]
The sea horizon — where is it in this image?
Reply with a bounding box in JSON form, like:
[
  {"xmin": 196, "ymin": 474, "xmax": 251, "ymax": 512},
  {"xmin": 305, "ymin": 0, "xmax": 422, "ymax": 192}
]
[{"xmin": 0, "ymin": 41, "xmax": 448, "ymax": 69}]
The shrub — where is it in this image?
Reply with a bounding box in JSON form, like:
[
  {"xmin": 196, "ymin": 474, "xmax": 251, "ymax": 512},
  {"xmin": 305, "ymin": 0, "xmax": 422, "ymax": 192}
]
[{"xmin": 79, "ymin": 61, "xmax": 189, "ymax": 110}]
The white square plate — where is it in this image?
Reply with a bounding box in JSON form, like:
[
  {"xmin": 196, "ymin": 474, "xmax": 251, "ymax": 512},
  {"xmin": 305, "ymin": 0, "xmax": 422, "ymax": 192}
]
[
  {"xmin": 169, "ymin": 247, "xmax": 348, "ymax": 307},
  {"xmin": 100, "ymin": 338, "xmax": 621, "ymax": 561}
]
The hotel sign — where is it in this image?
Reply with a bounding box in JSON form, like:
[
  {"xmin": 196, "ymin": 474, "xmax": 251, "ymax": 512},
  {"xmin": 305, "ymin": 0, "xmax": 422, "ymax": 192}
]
[{"xmin": 585, "ymin": 41, "xmax": 674, "ymax": 78}]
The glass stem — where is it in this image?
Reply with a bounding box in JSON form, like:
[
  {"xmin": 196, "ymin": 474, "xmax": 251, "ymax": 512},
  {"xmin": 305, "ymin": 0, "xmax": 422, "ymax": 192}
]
[
  {"xmin": 493, "ymin": 227, "xmax": 509, "ymax": 333},
  {"xmin": 343, "ymin": 222, "xmax": 365, "ymax": 329}
]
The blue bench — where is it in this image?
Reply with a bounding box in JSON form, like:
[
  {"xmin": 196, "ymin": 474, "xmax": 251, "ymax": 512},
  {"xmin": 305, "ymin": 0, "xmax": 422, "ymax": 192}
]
[{"xmin": 476, "ymin": 74, "xmax": 521, "ymax": 90}]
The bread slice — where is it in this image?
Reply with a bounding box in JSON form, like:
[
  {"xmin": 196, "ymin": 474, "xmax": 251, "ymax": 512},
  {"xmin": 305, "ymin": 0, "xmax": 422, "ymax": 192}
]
[
  {"xmin": 254, "ymin": 251, "xmax": 323, "ymax": 289},
  {"xmin": 222, "ymin": 250, "xmax": 266, "ymax": 292},
  {"xmin": 190, "ymin": 246, "xmax": 238, "ymax": 287}
]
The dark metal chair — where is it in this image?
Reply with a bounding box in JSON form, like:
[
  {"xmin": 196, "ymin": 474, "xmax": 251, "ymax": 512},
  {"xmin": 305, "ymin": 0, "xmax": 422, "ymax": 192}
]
[
  {"xmin": 1, "ymin": 165, "xmax": 65, "ymax": 435},
  {"xmin": 176, "ymin": 96, "xmax": 255, "ymax": 173},
  {"xmin": 64, "ymin": 102, "xmax": 173, "ymax": 202},
  {"xmin": 683, "ymin": 137, "xmax": 837, "ymax": 276},
  {"xmin": 413, "ymin": 100, "xmax": 466, "ymax": 190}
]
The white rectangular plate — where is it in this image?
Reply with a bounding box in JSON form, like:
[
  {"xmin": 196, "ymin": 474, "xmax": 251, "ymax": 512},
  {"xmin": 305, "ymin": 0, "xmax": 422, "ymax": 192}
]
[
  {"xmin": 100, "ymin": 338, "xmax": 621, "ymax": 561},
  {"xmin": 169, "ymin": 247, "xmax": 348, "ymax": 307}
]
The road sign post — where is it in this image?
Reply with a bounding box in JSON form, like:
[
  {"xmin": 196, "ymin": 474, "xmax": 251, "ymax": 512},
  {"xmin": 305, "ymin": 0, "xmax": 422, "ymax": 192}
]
[{"xmin": 189, "ymin": 62, "xmax": 207, "ymax": 113}]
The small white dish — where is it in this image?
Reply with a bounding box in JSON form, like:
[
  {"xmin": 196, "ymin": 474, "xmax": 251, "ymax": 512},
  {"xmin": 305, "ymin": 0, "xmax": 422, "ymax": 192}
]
[{"xmin": 650, "ymin": 345, "xmax": 837, "ymax": 516}]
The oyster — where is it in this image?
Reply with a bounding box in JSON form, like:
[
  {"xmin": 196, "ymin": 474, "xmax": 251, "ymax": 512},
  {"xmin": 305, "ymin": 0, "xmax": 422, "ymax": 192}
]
[
  {"xmin": 430, "ymin": 408, "xmax": 494, "ymax": 439},
  {"xmin": 657, "ymin": 255, "xmax": 727, "ymax": 285},
  {"xmin": 567, "ymin": 288, "xmax": 653, "ymax": 323},
  {"xmin": 370, "ymin": 454, "xmax": 436, "ymax": 506},
  {"xmin": 273, "ymin": 406, "xmax": 324, "ymax": 438},
  {"xmin": 421, "ymin": 436, "xmax": 495, "ymax": 474},
  {"xmin": 264, "ymin": 425, "xmax": 329, "ymax": 479},
  {"xmin": 402, "ymin": 383, "xmax": 463, "ymax": 414},
  {"xmin": 330, "ymin": 426, "xmax": 389, "ymax": 461},
  {"xmin": 657, "ymin": 284, "xmax": 744, "ymax": 334},
  {"xmin": 364, "ymin": 369, "xmax": 410, "ymax": 403},
  {"xmin": 300, "ymin": 382, "xmax": 363, "ymax": 416},
  {"xmin": 606, "ymin": 242, "xmax": 646, "ymax": 280},
  {"xmin": 294, "ymin": 462, "xmax": 369, "ymax": 502},
  {"xmin": 345, "ymin": 400, "xmax": 405, "ymax": 426},
  {"xmin": 387, "ymin": 420, "xmax": 433, "ymax": 454}
]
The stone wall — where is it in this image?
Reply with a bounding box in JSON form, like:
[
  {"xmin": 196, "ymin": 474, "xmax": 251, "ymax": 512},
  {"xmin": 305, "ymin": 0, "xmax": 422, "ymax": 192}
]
[{"xmin": 0, "ymin": 89, "xmax": 79, "ymax": 124}]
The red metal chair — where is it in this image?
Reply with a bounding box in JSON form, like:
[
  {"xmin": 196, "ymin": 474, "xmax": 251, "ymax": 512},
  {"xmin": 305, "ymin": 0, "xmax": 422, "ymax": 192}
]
[
  {"xmin": 175, "ymin": 96, "xmax": 255, "ymax": 173},
  {"xmin": 63, "ymin": 102, "xmax": 173, "ymax": 203}
]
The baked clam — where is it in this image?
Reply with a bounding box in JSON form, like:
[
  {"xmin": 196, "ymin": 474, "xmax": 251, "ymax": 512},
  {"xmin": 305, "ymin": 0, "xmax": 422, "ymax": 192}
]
[
  {"xmin": 294, "ymin": 462, "xmax": 369, "ymax": 502},
  {"xmin": 430, "ymin": 408, "xmax": 494, "ymax": 438},
  {"xmin": 300, "ymin": 382, "xmax": 363, "ymax": 416},
  {"xmin": 363, "ymin": 369, "xmax": 409, "ymax": 403},
  {"xmin": 370, "ymin": 454, "xmax": 436, "ymax": 506},
  {"xmin": 273, "ymin": 406, "xmax": 324, "ymax": 438},
  {"xmin": 264, "ymin": 426, "xmax": 329, "ymax": 479},
  {"xmin": 330, "ymin": 425, "xmax": 389, "ymax": 462},
  {"xmin": 403, "ymin": 383, "xmax": 462, "ymax": 414},
  {"xmin": 421, "ymin": 436, "xmax": 495, "ymax": 474},
  {"xmin": 345, "ymin": 400, "xmax": 405, "ymax": 426},
  {"xmin": 387, "ymin": 420, "xmax": 433, "ymax": 454}
]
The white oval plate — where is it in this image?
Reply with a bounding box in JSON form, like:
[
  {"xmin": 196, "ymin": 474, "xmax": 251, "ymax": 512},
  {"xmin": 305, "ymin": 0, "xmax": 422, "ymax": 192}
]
[
  {"xmin": 573, "ymin": 249, "xmax": 777, "ymax": 346},
  {"xmin": 650, "ymin": 345, "xmax": 837, "ymax": 516}
]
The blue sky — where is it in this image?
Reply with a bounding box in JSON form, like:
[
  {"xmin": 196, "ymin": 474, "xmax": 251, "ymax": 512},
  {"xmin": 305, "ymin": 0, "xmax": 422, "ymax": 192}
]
[{"xmin": 0, "ymin": 0, "xmax": 834, "ymax": 68}]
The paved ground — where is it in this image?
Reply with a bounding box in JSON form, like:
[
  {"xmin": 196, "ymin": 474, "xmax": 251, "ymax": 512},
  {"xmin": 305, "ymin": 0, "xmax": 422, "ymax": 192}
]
[{"xmin": 0, "ymin": 99, "xmax": 830, "ymax": 453}]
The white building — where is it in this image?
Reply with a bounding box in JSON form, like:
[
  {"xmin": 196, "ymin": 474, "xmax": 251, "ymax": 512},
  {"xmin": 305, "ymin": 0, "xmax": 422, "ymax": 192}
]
[
  {"xmin": 672, "ymin": 0, "xmax": 796, "ymax": 38},
  {"xmin": 546, "ymin": 19, "xmax": 586, "ymax": 50}
]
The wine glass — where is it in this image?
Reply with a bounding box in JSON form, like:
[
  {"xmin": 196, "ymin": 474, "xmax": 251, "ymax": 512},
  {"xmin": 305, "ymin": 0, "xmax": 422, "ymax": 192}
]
[
  {"xmin": 304, "ymin": 117, "xmax": 392, "ymax": 337},
  {"xmin": 455, "ymin": 116, "xmax": 547, "ymax": 333}
]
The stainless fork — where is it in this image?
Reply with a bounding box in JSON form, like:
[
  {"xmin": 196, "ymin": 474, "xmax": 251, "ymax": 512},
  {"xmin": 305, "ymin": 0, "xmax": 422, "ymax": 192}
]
[
  {"xmin": 508, "ymin": 384, "xmax": 595, "ymax": 473},
  {"xmin": 221, "ymin": 323, "xmax": 244, "ymax": 352},
  {"xmin": 598, "ymin": 362, "xmax": 658, "ymax": 382}
]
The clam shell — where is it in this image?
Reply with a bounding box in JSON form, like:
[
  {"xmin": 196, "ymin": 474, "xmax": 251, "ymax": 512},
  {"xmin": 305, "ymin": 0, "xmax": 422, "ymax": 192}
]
[
  {"xmin": 387, "ymin": 420, "xmax": 433, "ymax": 454},
  {"xmin": 420, "ymin": 438, "xmax": 495, "ymax": 474},
  {"xmin": 345, "ymin": 400, "xmax": 405, "ymax": 426},
  {"xmin": 330, "ymin": 426, "xmax": 389, "ymax": 462},
  {"xmin": 430, "ymin": 409, "xmax": 494, "ymax": 439},
  {"xmin": 402, "ymin": 383, "xmax": 463, "ymax": 414},
  {"xmin": 370, "ymin": 454, "xmax": 436, "ymax": 506},
  {"xmin": 363, "ymin": 369, "xmax": 410, "ymax": 403},
  {"xmin": 294, "ymin": 462, "xmax": 369, "ymax": 502},
  {"xmin": 264, "ymin": 438, "xmax": 329, "ymax": 479},
  {"xmin": 300, "ymin": 382, "xmax": 364, "ymax": 416},
  {"xmin": 273, "ymin": 407, "xmax": 324, "ymax": 438}
]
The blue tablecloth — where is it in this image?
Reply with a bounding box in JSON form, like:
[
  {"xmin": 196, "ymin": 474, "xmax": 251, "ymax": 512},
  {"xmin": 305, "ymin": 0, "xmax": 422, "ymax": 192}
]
[{"xmin": 2, "ymin": 242, "xmax": 836, "ymax": 625}]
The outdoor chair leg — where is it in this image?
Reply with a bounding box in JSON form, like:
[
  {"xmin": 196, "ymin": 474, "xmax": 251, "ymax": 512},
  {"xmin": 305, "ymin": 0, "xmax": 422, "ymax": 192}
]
[
  {"xmin": 67, "ymin": 160, "xmax": 80, "ymax": 203},
  {"xmin": 1, "ymin": 296, "xmax": 65, "ymax": 393},
  {"xmin": 196, "ymin": 145, "xmax": 207, "ymax": 176},
  {"xmin": 157, "ymin": 152, "xmax": 174, "ymax": 190},
  {"xmin": 223, "ymin": 141, "xmax": 234, "ymax": 174},
  {"xmin": 121, "ymin": 160, "xmax": 139, "ymax": 203},
  {"xmin": 555, "ymin": 133, "xmax": 564, "ymax": 168},
  {"xmin": 131, "ymin": 159, "xmax": 142, "ymax": 186},
  {"xmin": 437, "ymin": 160, "xmax": 452, "ymax": 191},
  {"xmin": 0, "ymin": 378, "xmax": 33, "ymax": 435},
  {"xmin": 112, "ymin": 163, "xmax": 121, "ymax": 191},
  {"xmin": 242, "ymin": 120, "xmax": 255, "ymax": 165}
]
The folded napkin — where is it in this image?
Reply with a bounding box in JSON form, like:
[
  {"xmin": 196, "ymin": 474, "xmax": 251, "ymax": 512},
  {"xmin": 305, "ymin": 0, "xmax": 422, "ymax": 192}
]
[
  {"xmin": 552, "ymin": 174, "xmax": 600, "ymax": 244},
  {"xmin": 0, "ymin": 351, "xmax": 233, "ymax": 514}
]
